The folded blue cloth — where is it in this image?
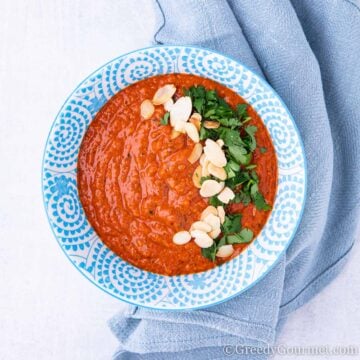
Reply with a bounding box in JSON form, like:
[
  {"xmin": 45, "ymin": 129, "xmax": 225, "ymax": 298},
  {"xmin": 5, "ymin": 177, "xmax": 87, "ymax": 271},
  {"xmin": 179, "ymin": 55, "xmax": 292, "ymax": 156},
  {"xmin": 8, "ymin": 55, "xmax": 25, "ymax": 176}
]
[{"xmin": 109, "ymin": 1, "xmax": 360, "ymax": 358}]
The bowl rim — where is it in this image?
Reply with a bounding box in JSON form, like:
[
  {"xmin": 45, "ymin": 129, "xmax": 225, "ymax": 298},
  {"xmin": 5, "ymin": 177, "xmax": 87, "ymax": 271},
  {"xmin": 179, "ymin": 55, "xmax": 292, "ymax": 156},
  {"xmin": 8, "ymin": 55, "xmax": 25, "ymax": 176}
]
[{"xmin": 41, "ymin": 44, "xmax": 307, "ymax": 310}]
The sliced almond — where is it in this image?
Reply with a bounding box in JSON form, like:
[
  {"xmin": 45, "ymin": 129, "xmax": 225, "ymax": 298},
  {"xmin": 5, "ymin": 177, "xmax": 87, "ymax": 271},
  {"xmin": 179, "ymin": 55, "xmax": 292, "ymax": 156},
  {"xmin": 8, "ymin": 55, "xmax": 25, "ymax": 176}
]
[
  {"xmin": 216, "ymin": 244, "xmax": 234, "ymax": 258},
  {"xmin": 164, "ymin": 98, "xmax": 174, "ymax": 111},
  {"xmin": 200, "ymin": 206, "xmax": 218, "ymax": 220},
  {"xmin": 185, "ymin": 122, "xmax": 200, "ymax": 143},
  {"xmin": 204, "ymin": 139, "xmax": 227, "ymax": 167},
  {"xmin": 203, "ymin": 213, "xmax": 221, "ymax": 231},
  {"xmin": 192, "ymin": 165, "xmax": 202, "ymax": 188},
  {"xmin": 209, "ymin": 227, "xmax": 221, "ymax": 239},
  {"xmin": 217, "ymin": 206, "xmax": 225, "ymax": 224},
  {"xmin": 189, "ymin": 113, "xmax": 202, "ymax": 131},
  {"xmin": 170, "ymin": 129, "xmax": 182, "ymax": 139},
  {"xmin": 200, "ymin": 180, "xmax": 224, "ymax": 198},
  {"xmin": 190, "ymin": 230, "xmax": 214, "ymax": 248},
  {"xmin": 208, "ymin": 163, "xmax": 227, "ymax": 181},
  {"xmin": 216, "ymin": 139, "xmax": 224, "ymax": 148},
  {"xmin": 201, "ymin": 158, "xmax": 210, "ymax": 177},
  {"xmin": 152, "ymin": 84, "xmax": 176, "ymax": 105},
  {"xmin": 140, "ymin": 99, "xmax": 155, "ymax": 119},
  {"xmin": 174, "ymin": 120, "xmax": 186, "ymax": 133},
  {"xmin": 188, "ymin": 143, "xmax": 203, "ymax": 164},
  {"xmin": 191, "ymin": 112, "xmax": 202, "ymax": 122},
  {"xmin": 170, "ymin": 96, "xmax": 192, "ymax": 126},
  {"xmin": 173, "ymin": 230, "xmax": 191, "ymax": 245},
  {"xmin": 190, "ymin": 221, "xmax": 212, "ymax": 232},
  {"xmin": 199, "ymin": 154, "xmax": 206, "ymax": 166},
  {"xmin": 217, "ymin": 187, "xmax": 235, "ymax": 204},
  {"xmin": 204, "ymin": 120, "xmax": 220, "ymax": 129}
]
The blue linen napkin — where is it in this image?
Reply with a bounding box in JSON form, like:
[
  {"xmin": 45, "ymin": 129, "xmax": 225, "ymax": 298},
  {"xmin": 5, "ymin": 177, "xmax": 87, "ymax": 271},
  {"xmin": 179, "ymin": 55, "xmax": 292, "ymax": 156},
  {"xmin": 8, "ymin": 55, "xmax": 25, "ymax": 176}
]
[{"xmin": 109, "ymin": 1, "xmax": 360, "ymax": 358}]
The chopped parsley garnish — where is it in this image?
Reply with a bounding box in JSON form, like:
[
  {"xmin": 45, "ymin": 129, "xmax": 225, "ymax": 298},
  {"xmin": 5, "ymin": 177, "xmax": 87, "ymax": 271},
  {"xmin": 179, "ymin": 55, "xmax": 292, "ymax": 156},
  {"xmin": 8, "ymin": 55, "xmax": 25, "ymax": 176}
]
[
  {"xmin": 185, "ymin": 85, "xmax": 272, "ymax": 212},
  {"xmin": 201, "ymin": 213, "xmax": 254, "ymax": 262},
  {"xmin": 182, "ymin": 85, "xmax": 272, "ymax": 262}
]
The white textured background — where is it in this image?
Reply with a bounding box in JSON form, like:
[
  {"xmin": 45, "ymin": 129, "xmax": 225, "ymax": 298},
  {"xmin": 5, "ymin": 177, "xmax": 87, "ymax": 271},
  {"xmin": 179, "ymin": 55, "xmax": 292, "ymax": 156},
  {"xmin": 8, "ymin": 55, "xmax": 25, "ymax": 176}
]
[{"xmin": 0, "ymin": 1, "xmax": 359, "ymax": 359}]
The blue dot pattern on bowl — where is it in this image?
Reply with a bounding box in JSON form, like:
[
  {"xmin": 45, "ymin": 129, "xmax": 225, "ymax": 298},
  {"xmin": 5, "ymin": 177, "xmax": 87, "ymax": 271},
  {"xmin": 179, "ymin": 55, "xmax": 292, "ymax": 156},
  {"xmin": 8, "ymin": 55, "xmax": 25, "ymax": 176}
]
[{"xmin": 42, "ymin": 46, "xmax": 306, "ymax": 310}]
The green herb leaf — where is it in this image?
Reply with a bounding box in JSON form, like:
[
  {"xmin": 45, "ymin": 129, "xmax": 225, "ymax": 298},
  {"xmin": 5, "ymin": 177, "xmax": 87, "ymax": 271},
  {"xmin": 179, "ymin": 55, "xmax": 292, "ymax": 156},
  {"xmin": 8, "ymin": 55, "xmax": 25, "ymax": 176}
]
[
  {"xmin": 160, "ymin": 112, "xmax": 170, "ymax": 125},
  {"xmin": 217, "ymin": 236, "xmax": 227, "ymax": 248},
  {"xmin": 208, "ymin": 196, "xmax": 223, "ymax": 207},
  {"xmin": 194, "ymin": 98, "xmax": 204, "ymax": 113},
  {"xmin": 201, "ymin": 243, "xmax": 217, "ymax": 262},
  {"xmin": 222, "ymin": 214, "xmax": 242, "ymax": 234},
  {"xmin": 228, "ymin": 145, "xmax": 252, "ymax": 165},
  {"xmin": 225, "ymin": 170, "xmax": 251, "ymax": 188},
  {"xmin": 260, "ymin": 147, "xmax": 267, "ymax": 154},
  {"xmin": 236, "ymin": 103, "xmax": 248, "ymax": 119},
  {"xmin": 253, "ymin": 192, "xmax": 272, "ymax": 211},
  {"xmin": 227, "ymin": 228, "xmax": 253, "ymax": 244},
  {"xmin": 233, "ymin": 191, "xmax": 251, "ymax": 205},
  {"xmin": 200, "ymin": 176, "xmax": 212, "ymax": 185},
  {"xmin": 244, "ymin": 125, "xmax": 258, "ymax": 151}
]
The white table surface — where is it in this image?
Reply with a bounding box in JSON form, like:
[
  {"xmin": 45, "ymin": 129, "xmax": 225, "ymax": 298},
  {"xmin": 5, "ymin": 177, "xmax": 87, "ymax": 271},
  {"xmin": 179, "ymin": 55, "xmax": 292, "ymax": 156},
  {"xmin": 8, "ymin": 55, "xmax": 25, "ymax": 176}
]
[{"xmin": 1, "ymin": 1, "xmax": 359, "ymax": 359}]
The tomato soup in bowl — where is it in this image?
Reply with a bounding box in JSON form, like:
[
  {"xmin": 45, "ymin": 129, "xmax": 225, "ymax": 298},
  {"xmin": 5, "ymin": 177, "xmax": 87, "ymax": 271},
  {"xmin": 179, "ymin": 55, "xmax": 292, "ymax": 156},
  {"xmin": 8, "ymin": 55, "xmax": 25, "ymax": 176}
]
[{"xmin": 77, "ymin": 73, "xmax": 277, "ymax": 276}]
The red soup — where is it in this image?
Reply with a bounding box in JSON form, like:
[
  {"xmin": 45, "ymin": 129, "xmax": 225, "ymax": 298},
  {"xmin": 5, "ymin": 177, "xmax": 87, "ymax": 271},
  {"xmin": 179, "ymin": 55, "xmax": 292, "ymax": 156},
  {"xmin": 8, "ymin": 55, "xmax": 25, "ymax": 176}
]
[{"xmin": 77, "ymin": 74, "xmax": 277, "ymax": 275}]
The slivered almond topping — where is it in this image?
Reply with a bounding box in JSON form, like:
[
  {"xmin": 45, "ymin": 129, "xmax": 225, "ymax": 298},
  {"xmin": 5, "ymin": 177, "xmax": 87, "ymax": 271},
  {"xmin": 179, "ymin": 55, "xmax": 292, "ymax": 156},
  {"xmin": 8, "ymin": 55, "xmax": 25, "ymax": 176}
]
[
  {"xmin": 200, "ymin": 206, "xmax": 218, "ymax": 220},
  {"xmin": 164, "ymin": 98, "xmax": 174, "ymax": 112},
  {"xmin": 204, "ymin": 139, "xmax": 227, "ymax": 167},
  {"xmin": 152, "ymin": 84, "xmax": 176, "ymax": 105},
  {"xmin": 217, "ymin": 206, "xmax": 225, "ymax": 224},
  {"xmin": 216, "ymin": 139, "xmax": 224, "ymax": 148},
  {"xmin": 203, "ymin": 213, "xmax": 221, "ymax": 231},
  {"xmin": 174, "ymin": 120, "xmax": 186, "ymax": 133},
  {"xmin": 209, "ymin": 227, "xmax": 221, "ymax": 239},
  {"xmin": 170, "ymin": 96, "xmax": 192, "ymax": 126},
  {"xmin": 173, "ymin": 231, "xmax": 191, "ymax": 245},
  {"xmin": 216, "ymin": 245, "xmax": 234, "ymax": 258},
  {"xmin": 188, "ymin": 143, "xmax": 203, "ymax": 164},
  {"xmin": 192, "ymin": 165, "xmax": 202, "ymax": 188},
  {"xmin": 191, "ymin": 113, "xmax": 202, "ymax": 122},
  {"xmin": 190, "ymin": 230, "xmax": 214, "ymax": 248},
  {"xmin": 185, "ymin": 122, "xmax": 200, "ymax": 143},
  {"xmin": 200, "ymin": 180, "xmax": 224, "ymax": 197},
  {"xmin": 189, "ymin": 113, "xmax": 202, "ymax": 131},
  {"xmin": 170, "ymin": 129, "xmax": 182, "ymax": 139},
  {"xmin": 140, "ymin": 100, "xmax": 155, "ymax": 119},
  {"xmin": 190, "ymin": 221, "xmax": 212, "ymax": 232},
  {"xmin": 204, "ymin": 120, "xmax": 220, "ymax": 129},
  {"xmin": 208, "ymin": 163, "xmax": 227, "ymax": 181},
  {"xmin": 199, "ymin": 154, "xmax": 206, "ymax": 166},
  {"xmin": 217, "ymin": 187, "xmax": 235, "ymax": 204},
  {"xmin": 201, "ymin": 158, "xmax": 210, "ymax": 177}
]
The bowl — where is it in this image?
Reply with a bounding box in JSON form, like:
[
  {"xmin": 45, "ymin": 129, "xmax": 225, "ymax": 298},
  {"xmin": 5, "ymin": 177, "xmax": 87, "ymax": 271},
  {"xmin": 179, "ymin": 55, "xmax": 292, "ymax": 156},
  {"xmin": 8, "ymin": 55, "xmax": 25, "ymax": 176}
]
[{"xmin": 42, "ymin": 45, "xmax": 306, "ymax": 310}]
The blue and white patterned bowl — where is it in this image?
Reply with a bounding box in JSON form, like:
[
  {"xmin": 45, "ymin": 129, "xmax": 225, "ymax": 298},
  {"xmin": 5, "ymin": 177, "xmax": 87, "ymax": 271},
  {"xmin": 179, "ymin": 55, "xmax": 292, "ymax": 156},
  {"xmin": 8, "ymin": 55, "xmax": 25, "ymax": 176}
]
[{"xmin": 42, "ymin": 46, "xmax": 306, "ymax": 310}]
